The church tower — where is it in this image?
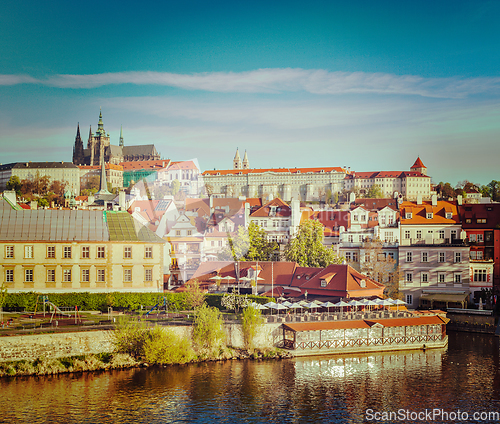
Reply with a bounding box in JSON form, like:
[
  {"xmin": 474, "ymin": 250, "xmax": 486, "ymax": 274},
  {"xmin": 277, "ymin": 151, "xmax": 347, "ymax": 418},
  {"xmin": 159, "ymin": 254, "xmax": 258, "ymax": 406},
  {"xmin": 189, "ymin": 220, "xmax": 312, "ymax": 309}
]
[
  {"xmin": 87, "ymin": 109, "xmax": 111, "ymax": 165},
  {"xmin": 242, "ymin": 150, "xmax": 249, "ymax": 169},
  {"xmin": 410, "ymin": 157, "xmax": 427, "ymax": 175},
  {"xmin": 233, "ymin": 148, "xmax": 242, "ymax": 169},
  {"xmin": 72, "ymin": 123, "xmax": 85, "ymax": 165}
]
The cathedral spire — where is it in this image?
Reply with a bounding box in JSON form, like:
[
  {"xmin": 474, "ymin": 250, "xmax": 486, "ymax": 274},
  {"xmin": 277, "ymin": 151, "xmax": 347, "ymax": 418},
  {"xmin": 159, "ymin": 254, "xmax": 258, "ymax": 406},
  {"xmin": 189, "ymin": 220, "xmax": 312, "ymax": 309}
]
[
  {"xmin": 97, "ymin": 108, "xmax": 105, "ymax": 136},
  {"xmin": 72, "ymin": 123, "xmax": 85, "ymax": 165},
  {"xmin": 242, "ymin": 150, "xmax": 249, "ymax": 169},
  {"xmin": 119, "ymin": 125, "xmax": 124, "ymax": 147},
  {"xmin": 233, "ymin": 148, "xmax": 242, "ymax": 169}
]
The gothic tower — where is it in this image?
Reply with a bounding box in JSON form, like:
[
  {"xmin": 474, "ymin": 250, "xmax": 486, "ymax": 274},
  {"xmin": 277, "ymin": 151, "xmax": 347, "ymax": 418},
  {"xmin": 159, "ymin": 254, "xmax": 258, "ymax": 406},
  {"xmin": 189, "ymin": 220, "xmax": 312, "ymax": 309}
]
[
  {"xmin": 87, "ymin": 109, "xmax": 111, "ymax": 165},
  {"xmin": 119, "ymin": 125, "xmax": 124, "ymax": 147},
  {"xmin": 242, "ymin": 150, "xmax": 249, "ymax": 169},
  {"xmin": 72, "ymin": 123, "xmax": 85, "ymax": 165},
  {"xmin": 233, "ymin": 148, "xmax": 242, "ymax": 169}
]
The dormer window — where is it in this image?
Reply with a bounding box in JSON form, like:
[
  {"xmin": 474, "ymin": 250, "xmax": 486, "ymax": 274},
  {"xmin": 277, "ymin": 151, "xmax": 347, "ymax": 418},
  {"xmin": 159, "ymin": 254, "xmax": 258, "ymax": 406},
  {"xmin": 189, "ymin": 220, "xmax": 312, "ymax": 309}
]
[
  {"xmin": 405, "ymin": 213, "xmax": 412, "ymax": 219},
  {"xmin": 360, "ymin": 279, "xmax": 366, "ymax": 288},
  {"xmin": 320, "ymin": 279, "xmax": 327, "ymax": 287},
  {"xmin": 426, "ymin": 213, "xmax": 433, "ymax": 219},
  {"xmin": 446, "ymin": 212, "xmax": 452, "ymax": 219}
]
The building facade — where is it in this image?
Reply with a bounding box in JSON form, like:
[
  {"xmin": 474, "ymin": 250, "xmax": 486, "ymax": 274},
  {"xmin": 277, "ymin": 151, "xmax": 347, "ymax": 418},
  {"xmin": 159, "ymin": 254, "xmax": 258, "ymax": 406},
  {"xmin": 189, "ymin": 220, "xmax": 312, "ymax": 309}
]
[
  {"xmin": 11, "ymin": 162, "xmax": 80, "ymax": 195},
  {"xmin": 0, "ymin": 205, "xmax": 165, "ymax": 293}
]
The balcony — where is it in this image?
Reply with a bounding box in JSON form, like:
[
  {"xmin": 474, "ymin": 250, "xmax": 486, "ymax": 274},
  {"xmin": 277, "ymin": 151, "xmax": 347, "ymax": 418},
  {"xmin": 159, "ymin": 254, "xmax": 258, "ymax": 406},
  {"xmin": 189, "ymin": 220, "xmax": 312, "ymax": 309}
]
[{"xmin": 400, "ymin": 238, "xmax": 467, "ymax": 247}]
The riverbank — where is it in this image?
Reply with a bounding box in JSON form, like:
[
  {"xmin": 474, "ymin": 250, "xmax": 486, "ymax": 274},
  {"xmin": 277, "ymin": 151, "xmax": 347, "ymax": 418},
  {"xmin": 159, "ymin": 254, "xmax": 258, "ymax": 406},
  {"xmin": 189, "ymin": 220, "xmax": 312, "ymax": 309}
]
[{"xmin": 0, "ymin": 347, "xmax": 292, "ymax": 378}]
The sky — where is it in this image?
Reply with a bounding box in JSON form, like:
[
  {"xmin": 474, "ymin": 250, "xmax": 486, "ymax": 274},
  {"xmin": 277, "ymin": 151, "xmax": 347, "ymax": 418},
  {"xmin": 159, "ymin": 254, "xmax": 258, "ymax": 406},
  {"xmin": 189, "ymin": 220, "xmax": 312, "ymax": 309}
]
[{"xmin": 1, "ymin": 0, "xmax": 499, "ymax": 187}]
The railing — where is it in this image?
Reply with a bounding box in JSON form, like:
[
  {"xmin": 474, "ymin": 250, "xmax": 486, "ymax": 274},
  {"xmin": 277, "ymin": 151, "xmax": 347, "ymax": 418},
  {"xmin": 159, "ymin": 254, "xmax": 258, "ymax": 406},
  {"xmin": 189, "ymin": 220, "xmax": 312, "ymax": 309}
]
[{"xmin": 288, "ymin": 334, "xmax": 443, "ymax": 350}]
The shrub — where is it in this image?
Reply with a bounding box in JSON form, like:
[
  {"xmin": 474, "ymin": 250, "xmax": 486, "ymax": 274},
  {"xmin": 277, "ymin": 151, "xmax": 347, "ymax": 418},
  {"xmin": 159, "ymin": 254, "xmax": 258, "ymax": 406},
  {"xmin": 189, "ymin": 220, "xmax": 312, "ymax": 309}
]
[
  {"xmin": 184, "ymin": 280, "xmax": 206, "ymax": 310},
  {"xmin": 143, "ymin": 327, "xmax": 194, "ymax": 365},
  {"xmin": 111, "ymin": 318, "xmax": 149, "ymax": 359},
  {"xmin": 241, "ymin": 305, "xmax": 265, "ymax": 351},
  {"xmin": 192, "ymin": 303, "xmax": 225, "ymax": 351}
]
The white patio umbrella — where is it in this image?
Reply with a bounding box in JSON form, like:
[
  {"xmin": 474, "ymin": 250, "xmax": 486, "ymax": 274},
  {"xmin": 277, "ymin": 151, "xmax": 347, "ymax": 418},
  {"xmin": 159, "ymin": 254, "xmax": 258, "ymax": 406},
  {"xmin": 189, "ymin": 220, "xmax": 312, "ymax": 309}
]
[
  {"xmin": 348, "ymin": 299, "xmax": 363, "ymax": 312},
  {"xmin": 365, "ymin": 300, "xmax": 379, "ymax": 311},
  {"xmin": 299, "ymin": 300, "xmax": 310, "ymax": 307},
  {"xmin": 282, "ymin": 301, "xmax": 293, "ymax": 307},
  {"xmin": 390, "ymin": 299, "xmax": 406, "ymax": 312},
  {"xmin": 248, "ymin": 302, "xmax": 268, "ymax": 310},
  {"xmin": 320, "ymin": 301, "xmax": 336, "ymax": 313},
  {"xmin": 264, "ymin": 302, "xmax": 278, "ymax": 308},
  {"xmin": 303, "ymin": 302, "xmax": 320, "ymax": 310},
  {"xmin": 288, "ymin": 302, "xmax": 304, "ymax": 314},
  {"xmin": 334, "ymin": 300, "xmax": 350, "ymax": 314},
  {"xmin": 378, "ymin": 299, "xmax": 394, "ymax": 310}
]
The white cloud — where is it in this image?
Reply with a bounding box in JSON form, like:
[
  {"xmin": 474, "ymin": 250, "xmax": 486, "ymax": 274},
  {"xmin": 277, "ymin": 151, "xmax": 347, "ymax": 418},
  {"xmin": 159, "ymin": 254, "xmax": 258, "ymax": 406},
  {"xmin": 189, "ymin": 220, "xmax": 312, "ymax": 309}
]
[{"xmin": 1, "ymin": 69, "xmax": 500, "ymax": 98}]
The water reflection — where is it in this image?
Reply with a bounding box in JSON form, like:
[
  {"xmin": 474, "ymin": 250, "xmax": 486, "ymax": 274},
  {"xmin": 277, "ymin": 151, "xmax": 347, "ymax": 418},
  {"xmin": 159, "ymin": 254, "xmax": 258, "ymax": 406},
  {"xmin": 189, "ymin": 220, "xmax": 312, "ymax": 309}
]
[{"xmin": 1, "ymin": 332, "xmax": 499, "ymax": 423}]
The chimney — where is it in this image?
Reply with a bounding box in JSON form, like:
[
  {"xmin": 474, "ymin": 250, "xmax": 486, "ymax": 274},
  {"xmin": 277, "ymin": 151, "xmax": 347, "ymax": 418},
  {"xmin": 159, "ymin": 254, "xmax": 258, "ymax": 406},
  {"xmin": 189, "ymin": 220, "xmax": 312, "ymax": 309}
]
[
  {"xmin": 119, "ymin": 190, "xmax": 126, "ymax": 210},
  {"xmin": 457, "ymin": 195, "xmax": 463, "ymax": 206},
  {"xmin": 431, "ymin": 194, "xmax": 437, "ymax": 206},
  {"xmin": 30, "ymin": 200, "xmax": 38, "ymax": 210},
  {"xmin": 416, "ymin": 194, "xmax": 422, "ymax": 205}
]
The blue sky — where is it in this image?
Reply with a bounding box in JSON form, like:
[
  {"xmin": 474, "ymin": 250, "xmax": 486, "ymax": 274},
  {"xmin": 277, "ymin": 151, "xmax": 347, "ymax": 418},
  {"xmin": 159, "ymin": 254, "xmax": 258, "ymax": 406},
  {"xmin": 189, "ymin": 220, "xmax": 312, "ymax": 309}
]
[{"xmin": 1, "ymin": 0, "xmax": 499, "ymax": 186}]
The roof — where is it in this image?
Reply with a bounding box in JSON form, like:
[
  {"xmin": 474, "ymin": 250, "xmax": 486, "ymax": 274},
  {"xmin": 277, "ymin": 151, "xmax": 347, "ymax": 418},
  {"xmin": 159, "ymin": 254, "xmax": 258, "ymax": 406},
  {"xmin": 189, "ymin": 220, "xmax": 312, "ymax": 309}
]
[
  {"xmin": 352, "ymin": 198, "xmax": 398, "ymax": 211},
  {"xmin": 283, "ymin": 315, "xmax": 445, "ymax": 332},
  {"xmin": 13, "ymin": 162, "xmax": 78, "ymax": 169},
  {"xmin": 168, "ymin": 161, "xmax": 199, "ymax": 171},
  {"xmin": 458, "ymin": 204, "xmax": 500, "ymax": 229},
  {"xmin": 78, "ymin": 164, "xmax": 123, "ymax": 171},
  {"xmin": 0, "ymin": 209, "xmax": 163, "ymax": 243},
  {"xmin": 121, "ymin": 160, "xmax": 170, "ymax": 170},
  {"xmin": 411, "ymin": 157, "xmax": 426, "ymax": 169},
  {"xmin": 400, "ymin": 200, "xmax": 460, "ymax": 225},
  {"xmin": 202, "ymin": 166, "xmax": 347, "ymax": 176},
  {"xmin": 250, "ymin": 197, "xmax": 291, "ymax": 217},
  {"xmin": 122, "ymin": 145, "xmax": 159, "ymax": 156},
  {"xmin": 420, "ymin": 292, "xmax": 469, "ymax": 303}
]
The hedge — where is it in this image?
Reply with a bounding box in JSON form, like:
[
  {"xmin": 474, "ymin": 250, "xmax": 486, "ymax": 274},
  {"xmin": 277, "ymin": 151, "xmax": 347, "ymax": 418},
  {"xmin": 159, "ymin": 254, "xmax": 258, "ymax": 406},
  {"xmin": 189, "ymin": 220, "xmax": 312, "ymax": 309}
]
[{"xmin": 2, "ymin": 292, "xmax": 273, "ymax": 313}]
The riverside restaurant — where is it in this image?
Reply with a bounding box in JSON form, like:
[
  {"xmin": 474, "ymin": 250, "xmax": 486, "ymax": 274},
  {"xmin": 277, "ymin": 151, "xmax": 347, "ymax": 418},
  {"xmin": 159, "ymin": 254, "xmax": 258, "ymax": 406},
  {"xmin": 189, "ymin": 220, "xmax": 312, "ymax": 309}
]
[{"xmin": 279, "ymin": 315, "xmax": 449, "ymax": 356}]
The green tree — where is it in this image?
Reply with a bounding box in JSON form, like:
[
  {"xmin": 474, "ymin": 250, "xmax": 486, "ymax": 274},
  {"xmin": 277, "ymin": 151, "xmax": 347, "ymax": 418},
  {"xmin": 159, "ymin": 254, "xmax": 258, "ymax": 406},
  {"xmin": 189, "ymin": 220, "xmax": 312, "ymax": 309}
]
[
  {"xmin": 241, "ymin": 305, "xmax": 265, "ymax": 351},
  {"xmin": 184, "ymin": 279, "xmax": 206, "ymax": 310},
  {"xmin": 367, "ymin": 184, "xmax": 383, "ymax": 198},
  {"xmin": 487, "ymin": 180, "xmax": 500, "ymax": 202},
  {"xmin": 218, "ymin": 222, "xmax": 278, "ymax": 261},
  {"xmin": 284, "ymin": 220, "xmax": 343, "ymax": 267},
  {"xmin": 6, "ymin": 176, "xmax": 21, "ymax": 196},
  {"xmin": 171, "ymin": 179, "xmax": 181, "ymax": 196},
  {"xmin": 0, "ymin": 283, "xmax": 7, "ymax": 323},
  {"xmin": 192, "ymin": 303, "xmax": 225, "ymax": 351}
]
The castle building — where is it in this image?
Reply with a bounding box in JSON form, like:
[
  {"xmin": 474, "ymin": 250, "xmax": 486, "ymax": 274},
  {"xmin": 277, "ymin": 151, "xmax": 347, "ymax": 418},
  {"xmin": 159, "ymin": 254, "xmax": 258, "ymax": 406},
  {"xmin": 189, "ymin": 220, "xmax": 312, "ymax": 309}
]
[{"xmin": 72, "ymin": 110, "xmax": 161, "ymax": 166}]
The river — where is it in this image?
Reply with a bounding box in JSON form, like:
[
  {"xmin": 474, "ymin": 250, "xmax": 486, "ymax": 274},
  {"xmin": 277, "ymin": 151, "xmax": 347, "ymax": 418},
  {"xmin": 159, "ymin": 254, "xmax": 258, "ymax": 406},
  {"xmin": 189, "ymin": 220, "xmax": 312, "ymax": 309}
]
[{"xmin": 1, "ymin": 332, "xmax": 499, "ymax": 423}]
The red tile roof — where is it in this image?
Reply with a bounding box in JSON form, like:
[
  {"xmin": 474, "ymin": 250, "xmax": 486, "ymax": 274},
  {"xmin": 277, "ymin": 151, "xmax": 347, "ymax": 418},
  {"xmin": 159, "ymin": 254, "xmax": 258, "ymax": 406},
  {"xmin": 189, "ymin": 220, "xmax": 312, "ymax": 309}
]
[
  {"xmin": 411, "ymin": 157, "xmax": 426, "ymax": 169},
  {"xmin": 202, "ymin": 166, "xmax": 347, "ymax": 176},
  {"xmin": 400, "ymin": 200, "xmax": 459, "ymax": 224},
  {"xmin": 120, "ymin": 160, "xmax": 170, "ymax": 170},
  {"xmin": 250, "ymin": 197, "xmax": 291, "ymax": 217}
]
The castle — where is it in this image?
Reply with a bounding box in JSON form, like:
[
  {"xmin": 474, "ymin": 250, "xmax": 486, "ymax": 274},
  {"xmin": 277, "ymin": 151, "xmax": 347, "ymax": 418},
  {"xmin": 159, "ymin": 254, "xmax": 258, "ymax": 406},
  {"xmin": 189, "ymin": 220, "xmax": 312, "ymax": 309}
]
[{"xmin": 72, "ymin": 110, "xmax": 161, "ymax": 166}]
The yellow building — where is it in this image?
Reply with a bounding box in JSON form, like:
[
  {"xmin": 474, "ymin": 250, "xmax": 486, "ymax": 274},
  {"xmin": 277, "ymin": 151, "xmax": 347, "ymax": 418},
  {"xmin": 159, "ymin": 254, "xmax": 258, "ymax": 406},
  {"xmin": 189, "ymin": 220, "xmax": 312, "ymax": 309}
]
[{"xmin": 0, "ymin": 202, "xmax": 165, "ymax": 293}]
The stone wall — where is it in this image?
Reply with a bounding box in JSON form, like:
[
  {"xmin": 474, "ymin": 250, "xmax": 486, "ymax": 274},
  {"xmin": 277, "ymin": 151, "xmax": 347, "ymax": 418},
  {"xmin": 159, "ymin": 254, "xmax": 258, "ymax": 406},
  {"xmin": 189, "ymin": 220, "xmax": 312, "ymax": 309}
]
[{"xmin": 0, "ymin": 323, "xmax": 282, "ymax": 363}]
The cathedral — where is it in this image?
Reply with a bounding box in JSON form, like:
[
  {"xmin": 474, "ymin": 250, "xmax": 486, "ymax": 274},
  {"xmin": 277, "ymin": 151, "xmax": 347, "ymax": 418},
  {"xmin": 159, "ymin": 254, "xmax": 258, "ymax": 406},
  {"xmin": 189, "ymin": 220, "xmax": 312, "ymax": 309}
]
[{"xmin": 72, "ymin": 110, "xmax": 161, "ymax": 166}]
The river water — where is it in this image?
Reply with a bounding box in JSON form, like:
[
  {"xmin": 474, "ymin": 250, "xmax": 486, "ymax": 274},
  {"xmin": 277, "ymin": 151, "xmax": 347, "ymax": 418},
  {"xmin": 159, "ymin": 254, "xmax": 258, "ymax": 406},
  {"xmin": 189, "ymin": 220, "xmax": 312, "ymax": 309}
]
[{"xmin": 1, "ymin": 332, "xmax": 499, "ymax": 423}]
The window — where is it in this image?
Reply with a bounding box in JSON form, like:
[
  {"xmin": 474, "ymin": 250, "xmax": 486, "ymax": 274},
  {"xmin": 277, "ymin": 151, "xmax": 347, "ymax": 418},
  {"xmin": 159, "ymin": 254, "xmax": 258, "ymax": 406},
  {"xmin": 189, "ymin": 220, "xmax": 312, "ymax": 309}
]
[
  {"xmin": 438, "ymin": 273, "xmax": 445, "ymax": 283},
  {"xmin": 97, "ymin": 246, "xmax": 105, "ymax": 259},
  {"xmin": 124, "ymin": 269, "xmax": 132, "ymax": 282},
  {"xmin": 438, "ymin": 230, "xmax": 445, "ymax": 239},
  {"xmin": 82, "ymin": 246, "xmax": 90, "ymax": 259},
  {"xmin": 5, "ymin": 269, "xmax": 14, "ymax": 282},
  {"xmin": 469, "ymin": 234, "xmax": 477, "ymax": 242},
  {"xmin": 352, "ymin": 252, "xmax": 358, "ymax": 262},
  {"xmin": 145, "ymin": 247, "xmax": 153, "ymax": 258},
  {"xmin": 25, "ymin": 269, "xmax": 34, "ymax": 282},
  {"xmin": 97, "ymin": 269, "xmax": 105, "ymax": 282},
  {"xmin": 416, "ymin": 230, "xmax": 422, "ymax": 239},
  {"xmin": 477, "ymin": 234, "xmax": 484, "ymax": 242},
  {"xmin": 47, "ymin": 246, "xmax": 55, "ymax": 258},
  {"xmin": 454, "ymin": 273, "xmax": 462, "ymax": 284},
  {"xmin": 422, "ymin": 252, "xmax": 428, "ymax": 262},
  {"xmin": 176, "ymin": 230, "xmax": 181, "ymax": 236},
  {"xmin": 145, "ymin": 269, "xmax": 153, "ymax": 281},
  {"xmin": 320, "ymin": 279, "xmax": 327, "ymax": 287},
  {"xmin": 421, "ymin": 273, "xmax": 428, "ymax": 283},
  {"xmin": 476, "ymin": 250, "xmax": 483, "ymax": 260},
  {"xmin": 446, "ymin": 212, "xmax": 452, "ymax": 219},
  {"xmin": 405, "ymin": 230, "xmax": 411, "ymax": 239},
  {"xmin": 474, "ymin": 269, "xmax": 487, "ymax": 282},
  {"xmin": 405, "ymin": 273, "xmax": 413, "ymax": 282},
  {"xmin": 82, "ymin": 269, "xmax": 90, "ymax": 282},
  {"xmin": 345, "ymin": 252, "xmax": 352, "ymax": 261},
  {"xmin": 63, "ymin": 269, "xmax": 71, "ymax": 282},
  {"xmin": 439, "ymin": 252, "xmax": 445, "ymax": 263},
  {"xmin": 406, "ymin": 252, "xmax": 412, "ymax": 262},
  {"xmin": 405, "ymin": 213, "xmax": 412, "ymax": 219},
  {"xmin": 124, "ymin": 246, "xmax": 132, "ymax": 259},
  {"xmin": 465, "ymin": 218, "xmax": 471, "ymax": 224},
  {"xmin": 406, "ymin": 294, "xmax": 413, "ymax": 305},
  {"xmin": 477, "ymin": 218, "xmax": 486, "ymax": 224},
  {"xmin": 426, "ymin": 213, "xmax": 433, "ymax": 219},
  {"xmin": 46, "ymin": 269, "xmax": 55, "ymax": 282},
  {"xmin": 5, "ymin": 246, "xmax": 14, "ymax": 258},
  {"xmin": 451, "ymin": 230, "xmax": 457, "ymax": 240},
  {"xmin": 64, "ymin": 246, "xmax": 72, "ymax": 259},
  {"xmin": 24, "ymin": 245, "xmax": 34, "ymax": 259},
  {"xmin": 187, "ymin": 230, "xmax": 192, "ymax": 236},
  {"xmin": 455, "ymin": 252, "xmax": 461, "ymax": 263},
  {"xmin": 388, "ymin": 215, "xmax": 394, "ymax": 225}
]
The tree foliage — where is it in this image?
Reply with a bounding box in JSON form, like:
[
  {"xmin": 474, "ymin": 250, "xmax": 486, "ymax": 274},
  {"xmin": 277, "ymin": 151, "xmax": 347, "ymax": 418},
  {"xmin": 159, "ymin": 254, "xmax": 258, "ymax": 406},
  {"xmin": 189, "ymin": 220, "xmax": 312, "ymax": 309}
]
[
  {"xmin": 284, "ymin": 220, "xmax": 343, "ymax": 267},
  {"xmin": 241, "ymin": 305, "xmax": 265, "ymax": 351},
  {"xmin": 367, "ymin": 184, "xmax": 384, "ymax": 199},
  {"xmin": 192, "ymin": 303, "xmax": 225, "ymax": 350},
  {"xmin": 6, "ymin": 176, "xmax": 22, "ymax": 195},
  {"xmin": 218, "ymin": 222, "xmax": 278, "ymax": 261},
  {"xmin": 184, "ymin": 279, "xmax": 206, "ymax": 310}
]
